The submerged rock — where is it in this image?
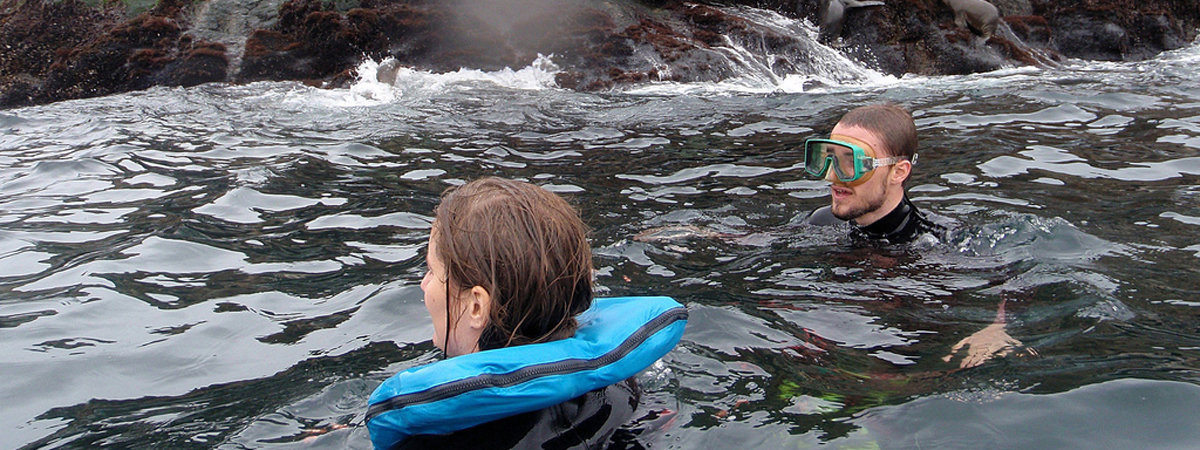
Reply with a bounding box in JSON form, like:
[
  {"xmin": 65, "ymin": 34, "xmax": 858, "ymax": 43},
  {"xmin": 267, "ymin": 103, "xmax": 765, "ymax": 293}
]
[{"xmin": 1, "ymin": 0, "xmax": 1197, "ymax": 108}]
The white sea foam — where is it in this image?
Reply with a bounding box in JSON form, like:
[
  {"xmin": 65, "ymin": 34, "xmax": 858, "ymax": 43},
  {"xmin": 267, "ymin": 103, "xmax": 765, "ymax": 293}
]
[
  {"xmin": 270, "ymin": 54, "xmax": 562, "ymax": 107},
  {"xmin": 356, "ymin": 54, "xmax": 561, "ymax": 100}
]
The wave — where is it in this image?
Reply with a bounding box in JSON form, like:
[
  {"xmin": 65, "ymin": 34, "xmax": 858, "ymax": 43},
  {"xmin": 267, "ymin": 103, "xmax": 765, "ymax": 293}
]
[{"xmin": 621, "ymin": 5, "xmax": 896, "ymax": 95}]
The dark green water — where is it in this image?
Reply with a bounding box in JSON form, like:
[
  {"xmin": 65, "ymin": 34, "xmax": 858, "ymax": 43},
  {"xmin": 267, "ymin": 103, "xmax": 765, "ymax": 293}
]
[{"xmin": 2, "ymin": 34, "xmax": 1199, "ymax": 449}]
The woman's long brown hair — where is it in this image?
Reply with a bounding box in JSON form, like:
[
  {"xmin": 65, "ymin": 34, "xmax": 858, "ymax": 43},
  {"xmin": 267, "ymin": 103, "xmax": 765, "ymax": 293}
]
[{"xmin": 432, "ymin": 177, "xmax": 593, "ymax": 351}]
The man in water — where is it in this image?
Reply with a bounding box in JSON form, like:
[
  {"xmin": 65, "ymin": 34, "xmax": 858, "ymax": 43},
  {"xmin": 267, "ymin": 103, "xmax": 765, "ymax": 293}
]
[
  {"xmin": 803, "ymin": 103, "xmax": 1021, "ymax": 368},
  {"xmin": 803, "ymin": 102, "xmax": 942, "ymax": 243}
]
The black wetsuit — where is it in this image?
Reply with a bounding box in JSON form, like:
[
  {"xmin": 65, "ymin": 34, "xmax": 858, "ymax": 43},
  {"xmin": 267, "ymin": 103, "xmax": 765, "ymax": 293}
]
[
  {"xmin": 805, "ymin": 195, "xmax": 944, "ymax": 244},
  {"xmin": 396, "ymin": 381, "xmax": 638, "ymax": 450}
]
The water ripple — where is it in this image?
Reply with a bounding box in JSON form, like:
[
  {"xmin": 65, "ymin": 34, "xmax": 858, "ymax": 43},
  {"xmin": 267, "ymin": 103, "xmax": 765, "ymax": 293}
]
[{"xmin": 980, "ymin": 153, "xmax": 1200, "ymax": 181}]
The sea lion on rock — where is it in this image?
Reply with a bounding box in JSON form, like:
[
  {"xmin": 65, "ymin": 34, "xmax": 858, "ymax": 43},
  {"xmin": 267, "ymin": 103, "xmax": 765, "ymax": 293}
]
[
  {"xmin": 818, "ymin": 0, "xmax": 886, "ymax": 46},
  {"xmin": 942, "ymin": 0, "xmax": 1000, "ymax": 41},
  {"xmin": 376, "ymin": 58, "xmax": 401, "ymax": 85}
]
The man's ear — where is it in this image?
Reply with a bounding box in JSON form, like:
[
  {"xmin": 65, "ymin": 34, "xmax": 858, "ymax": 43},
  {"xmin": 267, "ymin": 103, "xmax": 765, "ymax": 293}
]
[
  {"xmin": 463, "ymin": 285, "xmax": 492, "ymax": 330},
  {"xmin": 890, "ymin": 160, "xmax": 912, "ymax": 185}
]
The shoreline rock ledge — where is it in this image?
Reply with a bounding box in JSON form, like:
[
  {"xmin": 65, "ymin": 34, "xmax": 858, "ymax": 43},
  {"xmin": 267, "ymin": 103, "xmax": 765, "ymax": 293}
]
[{"xmin": 2, "ymin": 0, "xmax": 1197, "ymax": 108}]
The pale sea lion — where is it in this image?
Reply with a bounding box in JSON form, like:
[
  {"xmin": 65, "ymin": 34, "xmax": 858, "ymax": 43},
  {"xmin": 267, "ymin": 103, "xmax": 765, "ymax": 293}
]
[
  {"xmin": 818, "ymin": 0, "xmax": 886, "ymax": 45},
  {"xmin": 375, "ymin": 58, "xmax": 401, "ymax": 85},
  {"xmin": 942, "ymin": 0, "xmax": 1000, "ymax": 41}
]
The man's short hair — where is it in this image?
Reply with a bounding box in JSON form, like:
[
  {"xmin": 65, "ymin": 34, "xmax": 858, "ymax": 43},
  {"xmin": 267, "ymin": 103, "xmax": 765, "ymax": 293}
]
[{"xmin": 836, "ymin": 103, "xmax": 917, "ymax": 160}]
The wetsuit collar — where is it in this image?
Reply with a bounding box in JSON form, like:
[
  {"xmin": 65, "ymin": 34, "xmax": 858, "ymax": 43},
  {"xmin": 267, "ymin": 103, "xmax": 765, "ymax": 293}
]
[{"xmin": 855, "ymin": 194, "xmax": 919, "ymax": 242}]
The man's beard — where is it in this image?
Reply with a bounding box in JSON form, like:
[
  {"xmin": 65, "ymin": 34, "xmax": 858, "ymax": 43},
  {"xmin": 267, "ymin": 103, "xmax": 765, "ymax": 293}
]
[{"xmin": 832, "ymin": 192, "xmax": 887, "ymax": 223}]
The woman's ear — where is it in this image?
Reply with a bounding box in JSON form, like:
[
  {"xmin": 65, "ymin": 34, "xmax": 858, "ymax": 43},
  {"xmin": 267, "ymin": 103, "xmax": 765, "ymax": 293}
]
[{"xmin": 463, "ymin": 286, "xmax": 492, "ymax": 330}]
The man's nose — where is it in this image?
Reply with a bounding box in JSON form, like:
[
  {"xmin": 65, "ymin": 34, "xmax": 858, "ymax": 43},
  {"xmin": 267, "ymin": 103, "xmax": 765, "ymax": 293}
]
[{"xmin": 824, "ymin": 166, "xmax": 838, "ymax": 183}]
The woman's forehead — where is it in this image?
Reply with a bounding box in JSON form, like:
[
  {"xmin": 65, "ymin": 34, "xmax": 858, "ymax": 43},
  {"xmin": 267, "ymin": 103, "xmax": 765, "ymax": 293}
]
[{"xmin": 425, "ymin": 231, "xmax": 440, "ymax": 261}]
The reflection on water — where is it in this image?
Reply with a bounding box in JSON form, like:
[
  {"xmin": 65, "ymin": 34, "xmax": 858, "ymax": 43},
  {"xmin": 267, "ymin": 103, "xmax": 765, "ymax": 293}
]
[{"xmin": 2, "ymin": 38, "xmax": 1200, "ymax": 449}]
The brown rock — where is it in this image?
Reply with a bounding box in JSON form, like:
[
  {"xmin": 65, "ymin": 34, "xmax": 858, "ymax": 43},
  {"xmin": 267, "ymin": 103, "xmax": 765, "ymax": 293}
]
[{"xmin": 2, "ymin": 0, "xmax": 1198, "ymax": 108}]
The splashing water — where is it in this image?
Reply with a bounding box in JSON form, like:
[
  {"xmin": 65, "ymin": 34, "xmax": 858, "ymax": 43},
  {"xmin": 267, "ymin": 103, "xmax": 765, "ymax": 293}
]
[{"xmin": 625, "ymin": 5, "xmax": 897, "ymax": 95}]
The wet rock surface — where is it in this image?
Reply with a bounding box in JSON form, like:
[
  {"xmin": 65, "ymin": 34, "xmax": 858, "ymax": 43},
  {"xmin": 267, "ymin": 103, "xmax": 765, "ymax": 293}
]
[
  {"xmin": 1, "ymin": 0, "xmax": 228, "ymax": 107},
  {"xmin": 1, "ymin": 0, "xmax": 1197, "ymax": 108}
]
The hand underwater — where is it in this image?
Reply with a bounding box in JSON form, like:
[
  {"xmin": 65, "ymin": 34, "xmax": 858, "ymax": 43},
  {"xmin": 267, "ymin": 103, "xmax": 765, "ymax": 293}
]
[{"xmin": 942, "ymin": 322, "xmax": 1022, "ymax": 369}]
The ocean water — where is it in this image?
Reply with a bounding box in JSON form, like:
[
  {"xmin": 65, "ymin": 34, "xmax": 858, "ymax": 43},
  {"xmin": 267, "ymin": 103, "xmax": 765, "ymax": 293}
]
[{"xmin": 2, "ymin": 10, "xmax": 1199, "ymax": 448}]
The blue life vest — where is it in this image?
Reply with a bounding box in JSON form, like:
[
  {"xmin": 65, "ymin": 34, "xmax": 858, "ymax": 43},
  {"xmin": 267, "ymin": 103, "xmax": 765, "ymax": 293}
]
[{"xmin": 366, "ymin": 296, "xmax": 688, "ymax": 450}]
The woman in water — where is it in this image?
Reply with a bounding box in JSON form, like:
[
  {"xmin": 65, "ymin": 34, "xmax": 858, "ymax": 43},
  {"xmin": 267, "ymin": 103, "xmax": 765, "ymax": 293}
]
[{"xmin": 395, "ymin": 177, "xmax": 638, "ymax": 449}]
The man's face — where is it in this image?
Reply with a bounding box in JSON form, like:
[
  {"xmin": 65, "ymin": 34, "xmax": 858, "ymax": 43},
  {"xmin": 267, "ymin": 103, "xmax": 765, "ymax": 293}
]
[{"xmin": 826, "ymin": 123, "xmax": 893, "ymax": 223}]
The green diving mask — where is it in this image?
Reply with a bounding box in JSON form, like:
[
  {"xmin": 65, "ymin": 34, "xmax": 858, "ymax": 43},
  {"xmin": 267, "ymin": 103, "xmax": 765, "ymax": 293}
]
[{"xmin": 803, "ymin": 134, "xmax": 913, "ymax": 186}]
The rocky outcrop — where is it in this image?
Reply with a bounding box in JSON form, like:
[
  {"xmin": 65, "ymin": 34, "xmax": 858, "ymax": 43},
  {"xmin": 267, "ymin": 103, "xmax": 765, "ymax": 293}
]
[
  {"xmin": 1029, "ymin": 0, "xmax": 1198, "ymax": 61},
  {"xmin": 1, "ymin": 0, "xmax": 1197, "ymax": 108},
  {"xmin": 0, "ymin": 0, "xmax": 229, "ymax": 107},
  {"xmin": 808, "ymin": 0, "xmax": 1198, "ymax": 75}
]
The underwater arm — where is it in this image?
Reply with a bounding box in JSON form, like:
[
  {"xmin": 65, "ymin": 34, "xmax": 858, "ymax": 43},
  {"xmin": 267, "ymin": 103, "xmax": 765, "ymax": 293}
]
[{"xmin": 942, "ymin": 298, "xmax": 1023, "ymax": 368}]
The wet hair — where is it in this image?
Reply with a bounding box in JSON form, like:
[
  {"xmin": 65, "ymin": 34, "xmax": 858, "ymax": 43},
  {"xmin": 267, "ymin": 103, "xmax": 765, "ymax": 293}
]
[
  {"xmin": 836, "ymin": 103, "xmax": 918, "ymax": 160},
  {"xmin": 432, "ymin": 177, "xmax": 593, "ymax": 351}
]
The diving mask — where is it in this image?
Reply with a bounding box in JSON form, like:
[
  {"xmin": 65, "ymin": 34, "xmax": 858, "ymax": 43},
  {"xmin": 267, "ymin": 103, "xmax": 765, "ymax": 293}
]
[{"xmin": 803, "ymin": 134, "xmax": 912, "ymax": 185}]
